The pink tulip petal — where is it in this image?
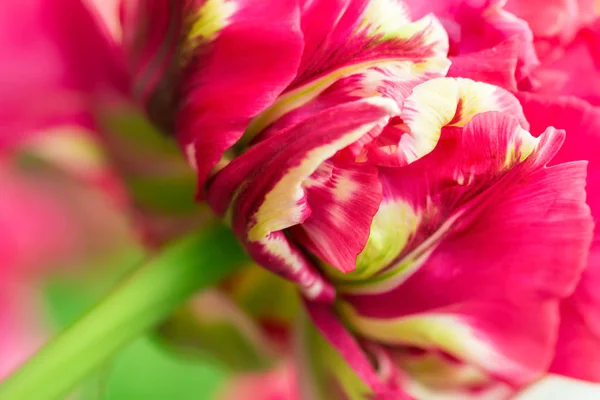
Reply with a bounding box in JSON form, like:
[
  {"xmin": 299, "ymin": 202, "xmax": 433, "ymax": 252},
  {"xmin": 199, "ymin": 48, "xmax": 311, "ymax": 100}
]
[
  {"xmin": 288, "ymin": 160, "xmax": 382, "ymax": 274},
  {"xmin": 176, "ymin": 0, "xmax": 304, "ymax": 189},
  {"xmin": 447, "ymin": 37, "xmax": 521, "ymax": 91},
  {"xmin": 244, "ymin": 0, "xmax": 450, "ymax": 140},
  {"xmin": 516, "ymin": 375, "xmax": 600, "ymax": 399},
  {"xmin": 305, "ymin": 301, "xmax": 397, "ymax": 398},
  {"xmin": 84, "ymin": 0, "xmax": 122, "ymax": 42},
  {"xmin": 0, "ymin": 288, "xmax": 45, "ymax": 380},
  {"xmin": 120, "ymin": 0, "xmax": 184, "ymax": 111},
  {"xmin": 532, "ymin": 23, "xmax": 600, "ymax": 106},
  {"xmin": 255, "ymin": 59, "xmax": 451, "ymax": 148},
  {"xmin": 337, "ymin": 112, "xmax": 593, "ymax": 387},
  {"xmin": 396, "ymin": 78, "xmax": 529, "ymax": 167},
  {"xmin": 218, "ymin": 362, "xmax": 299, "ymax": 400},
  {"xmin": 389, "ymin": 345, "xmax": 515, "ymax": 398},
  {"xmin": 517, "ymin": 93, "xmax": 600, "ymax": 382},
  {"xmin": 208, "ymin": 98, "xmax": 398, "ymax": 300},
  {"xmin": 295, "ymin": 0, "xmax": 446, "ymax": 87},
  {"xmin": 505, "ymin": 0, "xmax": 599, "ymax": 43},
  {"xmin": 405, "ymin": 0, "xmax": 539, "ymax": 81},
  {"xmin": 0, "ymin": 0, "xmax": 127, "ymax": 150}
]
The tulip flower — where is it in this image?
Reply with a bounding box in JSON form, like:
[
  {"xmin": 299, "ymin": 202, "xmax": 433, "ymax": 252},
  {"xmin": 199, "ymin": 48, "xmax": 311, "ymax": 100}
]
[
  {"xmin": 0, "ymin": 1, "xmax": 599, "ymax": 400},
  {"xmin": 183, "ymin": 2, "xmax": 596, "ymax": 399}
]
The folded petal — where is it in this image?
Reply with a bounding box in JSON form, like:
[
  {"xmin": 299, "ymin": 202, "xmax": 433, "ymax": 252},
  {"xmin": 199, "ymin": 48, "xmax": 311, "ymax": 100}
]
[
  {"xmin": 305, "ymin": 302, "xmax": 396, "ymax": 398},
  {"xmin": 337, "ymin": 113, "xmax": 594, "ymax": 387},
  {"xmin": 294, "ymin": 307, "xmax": 380, "ymax": 400},
  {"xmin": 447, "ymin": 37, "xmax": 521, "ymax": 91},
  {"xmin": 396, "ymin": 77, "xmax": 529, "ymax": 166},
  {"xmin": 517, "ymin": 93, "xmax": 600, "ymax": 382},
  {"xmin": 406, "ymin": 0, "xmax": 539, "ymax": 81},
  {"xmin": 208, "ymin": 98, "xmax": 398, "ymax": 300},
  {"xmin": 529, "ymin": 23, "xmax": 600, "ymax": 106},
  {"xmin": 288, "ymin": 160, "xmax": 382, "ymax": 274},
  {"xmin": 159, "ymin": 0, "xmax": 306, "ymax": 187},
  {"xmin": 244, "ymin": 0, "xmax": 450, "ymax": 139}
]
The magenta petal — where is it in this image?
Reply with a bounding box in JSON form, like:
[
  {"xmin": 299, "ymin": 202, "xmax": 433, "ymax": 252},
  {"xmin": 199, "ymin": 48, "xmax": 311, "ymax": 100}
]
[
  {"xmin": 345, "ymin": 159, "xmax": 593, "ymax": 385},
  {"xmin": 531, "ymin": 23, "xmax": 600, "ymax": 105},
  {"xmin": 517, "ymin": 93, "xmax": 600, "ymax": 381},
  {"xmin": 290, "ymin": 160, "xmax": 382, "ymax": 273},
  {"xmin": 177, "ymin": 0, "xmax": 304, "ymax": 190},
  {"xmin": 208, "ymin": 98, "xmax": 397, "ymax": 300},
  {"xmin": 305, "ymin": 301, "xmax": 398, "ymax": 399},
  {"xmin": 294, "ymin": 0, "xmax": 447, "ymax": 88},
  {"xmin": 516, "ymin": 94, "xmax": 600, "ymax": 169},
  {"xmin": 550, "ymin": 250, "xmax": 600, "ymax": 382},
  {"xmin": 505, "ymin": 0, "xmax": 596, "ymax": 43},
  {"xmin": 448, "ymin": 37, "xmax": 521, "ymax": 91},
  {"xmin": 120, "ymin": 0, "xmax": 184, "ymax": 107},
  {"xmin": 340, "ymin": 109, "xmax": 593, "ymax": 386},
  {"xmin": 0, "ymin": 0, "xmax": 127, "ymax": 150}
]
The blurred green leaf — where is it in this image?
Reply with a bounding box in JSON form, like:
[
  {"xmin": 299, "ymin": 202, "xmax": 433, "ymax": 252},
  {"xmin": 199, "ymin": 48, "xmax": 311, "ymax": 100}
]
[{"xmin": 102, "ymin": 337, "xmax": 226, "ymax": 400}]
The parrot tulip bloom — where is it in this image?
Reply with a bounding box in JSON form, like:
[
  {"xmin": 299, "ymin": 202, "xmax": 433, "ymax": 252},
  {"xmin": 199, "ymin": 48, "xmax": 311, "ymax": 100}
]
[
  {"xmin": 2, "ymin": 0, "xmax": 600, "ymax": 398},
  {"xmin": 172, "ymin": 2, "xmax": 596, "ymax": 398},
  {"xmin": 208, "ymin": 73, "xmax": 595, "ymax": 397}
]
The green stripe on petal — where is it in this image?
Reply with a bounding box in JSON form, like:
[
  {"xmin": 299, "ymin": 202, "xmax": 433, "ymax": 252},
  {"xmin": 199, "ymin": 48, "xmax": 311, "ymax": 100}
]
[
  {"xmin": 337, "ymin": 304, "xmax": 524, "ymax": 380},
  {"xmin": 294, "ymin": 310, "xmax": 374, "ymax": 400},
  {"xmin": 326, "ymin": 199, "xmax": 421, "ymax": 283},
  {"xmin": 186, "ymin": 0, "xmax": 238, "ymax": 44}
]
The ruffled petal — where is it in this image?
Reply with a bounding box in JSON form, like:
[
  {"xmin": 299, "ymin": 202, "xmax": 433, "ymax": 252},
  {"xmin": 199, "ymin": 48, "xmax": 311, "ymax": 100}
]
[
  {"xmin": 253, "ymin": 59, "xmax": 451, "ymax": 147},
  {"xmin": 288, "ymin": 160, "xmax": 382, "ymax": 274},
  {"xmin": 158, "ymin": 0, "xmax": 306, "ymax": 187},
  {"xmin": 337, "ymin": 113, "xmax": 593, "ymax": 387},
  {"xmin": 295, "ymin": 0, "xmax": 447, "ymax": 86},
  {"xmin": 208, "ymin": 98, "xmax": 398, "ymax": 300},
  {"xmin": 244, "ymin": 0, "xmax": 450, "ymax": 139},
  {"xmin": 396, "ymin": 77, "xmax": 529, "ymax": 166},
  {"xmin": 405, "ymin": 0, "xmax": 539, "ymax": 81},
  {"xmin": 447, "ymin": 37, "xmax": 521, "ymax": 91},
  {"xmin": 517, "ymin": 93, "xmax": 600, "ymax": 382},
  {"xmin": 530, "ymin": 23, "xmax": 600, "ymax": 106}
]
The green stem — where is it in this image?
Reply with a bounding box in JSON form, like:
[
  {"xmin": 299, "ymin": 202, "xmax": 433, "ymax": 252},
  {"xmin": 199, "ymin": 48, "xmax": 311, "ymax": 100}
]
[{"xmin": 0, "ymin": 223, "xmax": 248, "ymax": 400}]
